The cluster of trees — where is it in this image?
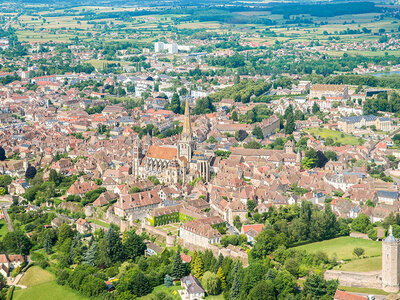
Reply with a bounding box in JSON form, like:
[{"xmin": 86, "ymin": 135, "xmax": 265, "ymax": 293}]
[
  {"xmin": 23, "ymin": 170, "xmax": 77, "ymax": 205},
  {"xmin": 301, "ymin": 148, "xmax": 332, "ymax": 169},
  {"xmin": 363, "ymin": 91, "xmax": 400, "ymax": 116},
  {"xmin": 251, "ymin": 202, "xmax": 350, "ymax": 259}
]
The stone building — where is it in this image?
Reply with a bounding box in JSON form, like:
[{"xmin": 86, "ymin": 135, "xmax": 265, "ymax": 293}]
[
  {"xmin": 338, "ymin": 115, "xmax": 391, "ymax": 133},
  {"xmin": 132, "ymin": 100, "xmax": 211, "ymax": 184},
  {"xmin": 382, "ymin": 226, "xmax": 400, "ymax": 292},
  {"xmin": 309, "ymin": 84, "xmax": 349, "ymax": 100}
]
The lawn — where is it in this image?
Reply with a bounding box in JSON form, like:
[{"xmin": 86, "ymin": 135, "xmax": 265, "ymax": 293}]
[
  {"xmin": 0, "ymin": 219, "xmax": 9, "ymax": 239},
  {"xmin": 294, "ymin": 236, "xmax": 381, "ymax": 260},
  {"xmin": 305, "ymin": 128, "xmax": 364, "ymax": 145},
  {"xmin": 158, "ymin": 224, "xmax": 180, "ymax": 235},
  {"xmin": 18, "ymin": 266, "xmax": 55, "ymax": 287},
  {"xmin": 338, "ymin": 286, "xmax": 389, "ymax": 296},
  {"xmin": 14, "ymin": 266, "xmax": 88, "ymax": 300},
  {"xmin": 334, "ymin": 256, "xmax": 382, "ymax": 272},
  {"xmin": 140, "ymin": 284, "xmax": 182, "ymax": 300},
  {"xmin": 88, "ymin": 218, "xmax": 110, "ymax": 228},
  {"xmin": 13, "ymin": 281, "xmax": 89, "ymax": 300}
]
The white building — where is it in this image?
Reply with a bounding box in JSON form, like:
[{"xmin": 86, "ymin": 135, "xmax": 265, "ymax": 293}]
[{"xmin": 154, "ymin": 42, "xmax": 164, "ymax": 53}]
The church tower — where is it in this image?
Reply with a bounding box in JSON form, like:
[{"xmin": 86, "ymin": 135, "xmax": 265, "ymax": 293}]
[
  {"xmin": 284, "ymin": 139, "xmax": 295, "ymax": 154},
  {"xmin": 296, "ymin": 147, "xmax": 302, "ymax": 164},
  {"xmin": 132, "ymin": 135, "xmax": 142, "ymax": 178},
  {"xmin": 178, "ymin": 99, "xmax": 195, "ymax": 162},
  {"xmin": 382, "ymin": 226, "xmax": 400, "ymax": 292}
]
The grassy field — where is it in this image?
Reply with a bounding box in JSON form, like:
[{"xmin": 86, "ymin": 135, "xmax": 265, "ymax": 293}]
[
  {"xmin": 18, "ymin": 266, "xmax": 55, "ymax": 287},
  {"xmin": 334, "ymin": 256, "xmax": 382, "ymax": 272},
  {"xmin": 338, "ymin": 286, "xmax": 389, "ymax": 296},
  {"xmin": 88, "ymin": 218, "xmax": 110, "ymax": 228},
  {"xmin": 140, "ymin": 284, "xmax": 182, "ymax": 300},
  {"xmin": 158, "ymin": 224, "xmax": 180, "ymax": 236},
  {"xmin": 0, "ymin": 219, "xmax": 9, "ymax": 238},
  {"xmin": 14, "ymin": 266, "xmax": 88, "ymax": 300},
  {"xmin": 294, "ymin": 237, "xmax": 381, "ymax": 260},
  {"xmin": 305, "ymin": 128, "xmax": 364, "ymax": 145},
  {"xmin": 13, "ymin": 281, "xmax": 89, "ymax": 300}
]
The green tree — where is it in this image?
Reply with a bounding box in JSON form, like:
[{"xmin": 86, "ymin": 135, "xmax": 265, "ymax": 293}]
[
  {"xmin": 351, "ymin": 214, "xmax": 371, "ymax": 233},
  {"xmin": 248, "ymin": 280, "xmax": 275, "ymax": 300},
  {"xmin": 217, "ymin": 267, "xmax": 226, "ymax": 290},
  {"xmin": 0, "ymin": 147, "xmax": 5, "ymax": 161},
  {"xmin": 169, "ymin": 93, "xmax": 181, "ymax": 114},
  {"xmin": 246, "ymin": 200, "xmax": 257, "ymax": 212},
  {"xmin": 25, "ymin": 166, "xmax": 37, "ymax": 179},
  {"xmin": 123, "ymin": 230, "xmax": 146, "ymax": 260},
  {"xmin": 252, "ymin": 126, "xmax": 264, "ymax": 139},
  {"xmin": 231, "ymin": 111, "xmax": 238, "ymax": 121},
  {"xmin": 82, "ymin": 241, "xmax": 97, "ymax": 266},
  {"xmin": 172, "ymin": 250, "xmax": 186, "ymax": 279},
  {"xmin": 285, "ymin": 112, "xmax": 295, "ymax": 135},
  {"xmin": 312, "ymin": 102, "xmax": 320, "ymax": 114},
  {"xmin": 230, "ymin": 262, "xmax": 242, "ymax": 300},
  {"xmin": 3, "ymin": 231, "xmax": 32, "ymax": 255},
  {"xmin": 353, "ymin": 247, "xmax": 365, "ymax": 258},
  {"xmin": 202, "ymin": 271, "xmax": 221, "ymax": 295},
  {"xmin": 193, "ymin": 254, "xmax": 204, "ymax": 279}
]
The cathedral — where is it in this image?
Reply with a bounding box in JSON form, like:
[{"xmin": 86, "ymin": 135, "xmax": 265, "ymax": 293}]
[{"xmin": 132, "ymin": 100, "xmax": 211, "ymax": 184}]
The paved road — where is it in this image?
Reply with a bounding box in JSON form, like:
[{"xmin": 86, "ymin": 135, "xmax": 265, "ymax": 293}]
[{"xmin": 2, "ymin": 207, "xmax": 13, "ymax": 232}]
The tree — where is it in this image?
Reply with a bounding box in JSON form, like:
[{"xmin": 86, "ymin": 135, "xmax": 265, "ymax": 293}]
[
  {"xmin": 172, "ymin": 250, "xmax": 186, "ymax": 279},
  {"xmin": 0, "ymin": 147, "xmax": 5, "ymax": 161},
  {"xmin": 235, "ymin": 130, "xmax": 248, "ymax": 142},
  {"xmin": 123, "ymin": 230, "xmax": 146, "ymax": 260},
  {"xmin": 252, "ymin": 126, "xmax": 264, "ymax": 139},
  {"xmin": 248, "ymin": 280, "xmax": 275, "ymax": 300},
  {"xmin": 246, "ymin": 200, "xmax": 256, "ymax": 212},
  {"xmin": 324, "ymin": 150, "xmax": 338, "ymax": 161},
  {"xmin": 127, "ymin": 271, "xmax": 152, "ymax": 297},
  {"xmin": 43, "ymin": 230, "xmax": 54, "ymax": 254},
  {"xmin": 164, "ymin": 274, "xmax": 173, "ymax": 287},
  {"xmin": 351, "ymin": 214, "xmax": 371, "ymax": 233},
  {"xmin": 169, "ymin": 93, "xmax": 181, "ymax": 114},
  {"xmin": 192, "ymin": 254, "xmax": 204, "ymax": 279},
  {"xmin": 57, "ymin": 224, "xmax": 74, "ymax": 247},
  {"xmin": 233, "ymin": 216, "xmax": 242, "ymax": 231},
  {"xmin": 230, "ymin": 262, "xmax": 242, "ymax": 300},
  {"xmin": 3, "ymin": 231, "xmax": 32, "ymax": 255},
  {"xmin": 312, "ymin": 102, "xmax": 320, "ymax": 114},
  {"xmin": 82, "ymin": 241, "xmax": 97, "ymax": 266},
  {"xmin": 217, "ymin": 267, "xmax": 226, "ymax": 290},
  {"xmin": 231, "ymin": 111, "xmax": 238, "ymax": 122},
  {"xmin": 25, "ymin": 165, "xmax": 37, "ymax": 179},
  {"xmin": 353, "ymin": 247, "xmax": 365, "ymax": 258},
  {"xmin": 284, "ymin": 112, "xmax": 295, "ymax": 135},
  {"xmin": 202, "ymin": 271, "xmax": 220, "ymax": 295},
  {"xmin": 303, "ymin": 274, "xmax": 337, "ymax": 298}
]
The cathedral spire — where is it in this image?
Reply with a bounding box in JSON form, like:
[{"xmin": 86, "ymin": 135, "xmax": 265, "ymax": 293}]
[{"xmin": 182, "ymin": 98, "xmax": 192, "ymax": 141}]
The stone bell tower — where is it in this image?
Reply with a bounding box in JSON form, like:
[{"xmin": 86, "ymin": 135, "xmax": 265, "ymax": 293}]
[
  {"xmin": 178, "ymin": 99, "xmax": 195, "ymax": 162},
  {"xmin": 382, "ymin": 226, "xmax": 400, "ymax": 292}
]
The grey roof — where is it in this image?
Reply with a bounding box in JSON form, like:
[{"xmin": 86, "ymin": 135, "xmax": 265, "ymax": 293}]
[
  {"xmin": 385, "ymin": 234, "xmax": 397, "ymax": 243},
  {"xmin": 341, "ymin": 115, "xmax": 377, "ymax": 124},
  {"xmin": 377, "ymin": 190, "xmax": 399, "ymax": 199},
  {"xmin": 182, "ymin": 275, "xmax": 205, "ymax": 294}
]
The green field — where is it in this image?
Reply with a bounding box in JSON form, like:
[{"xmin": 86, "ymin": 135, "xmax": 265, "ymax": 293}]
[
  {"xmin": 140, "ymin": 284, "xmax": 182, "ymax": 300},
  {"xmin": 294, "ymin": 237, "xmax": 381, "ymax": 260},
  {"xmin": 338, "ymin": 286, "xmax": 389, "ymax": 296},
  {"xmin": 18, "ymin": 266, "xmax": 55, "ymax": 287},
  {"xmin": 14, "ymin": 267, "xmax": 88, "ymax": 300},
  {"xmin": 334, "ymin": 256, "xmax": 382, "ymax": 272},
  {"xmin": 88, "ymin": 218, "xmax": 110, "ymax": 228},
  {"xmin": 305, "ymin": 128, "xmax": 364, "ymax": 145}
]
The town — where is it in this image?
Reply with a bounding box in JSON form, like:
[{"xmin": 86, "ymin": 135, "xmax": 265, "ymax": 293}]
[{"xmin": 1, "ymin": 0, "xmax": 400, "ymax": 300}]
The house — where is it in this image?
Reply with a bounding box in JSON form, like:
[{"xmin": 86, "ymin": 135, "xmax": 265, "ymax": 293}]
[
  {"xmin": 0, "ymin": 254, "xmax": 25, "ymax": 277},
  {"xmin": 67, "ymin": 180, "xmax": 98, "ymax": 196},
  {"xmin": 241, "ymin": 224, "xmax": 264, "ymax": 245},
  {"xmin": 181, "ymin": 275, "xmax": 205, "ymax": 300},
  {"xmin": 333, "ymin": 289, "xmax": 367, "ymax": 300},
  {"xmin": 376, "ymin": 190, "xmax": 398, "ymax": 205},
  {"xmin": 179, "ymin": 217, "xmax": 223, "ymax": 246},
  {"xmin": 145, "ymin": 241, "xmax": 164, "ymax": 256},
  {"xmin": 75, "ymin": 218, "xmax": 91, "ymax": 234}
]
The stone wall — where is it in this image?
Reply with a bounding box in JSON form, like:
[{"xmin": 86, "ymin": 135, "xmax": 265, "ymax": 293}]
[{"xmin": 324, "ymin": 270, "xmax": 382, "ymax": 289}]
